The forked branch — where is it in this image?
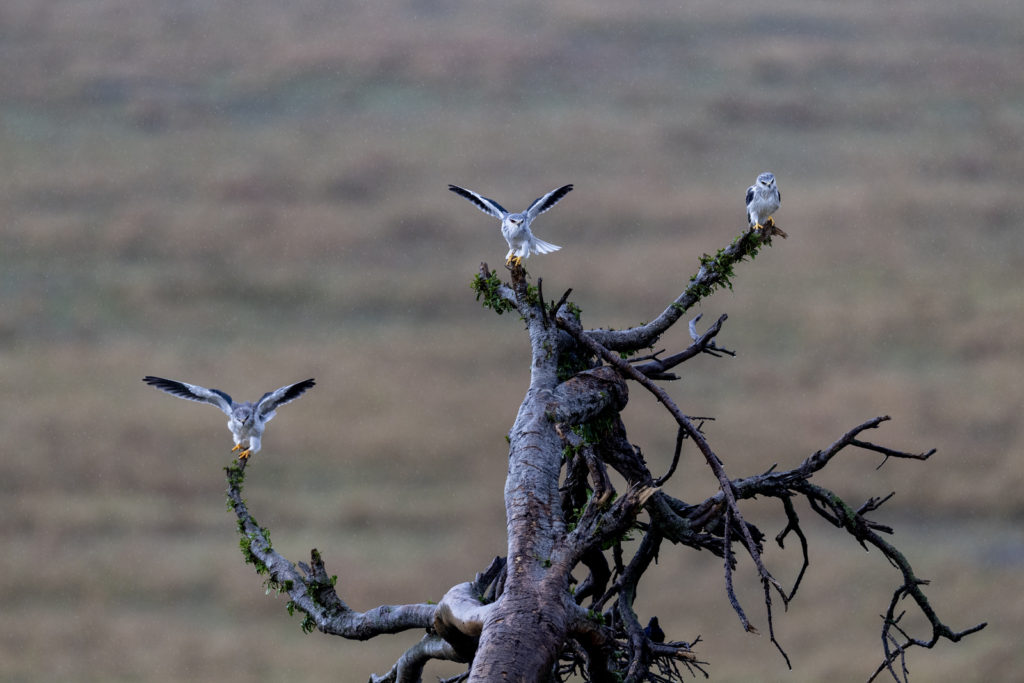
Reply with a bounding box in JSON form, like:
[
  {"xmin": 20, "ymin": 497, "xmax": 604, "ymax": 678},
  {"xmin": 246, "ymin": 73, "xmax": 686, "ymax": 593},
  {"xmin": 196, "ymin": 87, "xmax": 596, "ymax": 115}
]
[{"xmin": 557, "ymin": 312, "xmax": 789, "ymax": 631}]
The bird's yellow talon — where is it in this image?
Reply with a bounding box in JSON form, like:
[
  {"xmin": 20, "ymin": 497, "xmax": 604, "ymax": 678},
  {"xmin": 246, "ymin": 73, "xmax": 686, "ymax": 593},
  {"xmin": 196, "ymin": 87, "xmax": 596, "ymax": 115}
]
[
  {"xmin": 237, "ymin": 450, "xmax": 252, "ymax": 460},
  {"xmin": 231, "ymin": 444, "xmax": 243, "ymax": 452}
]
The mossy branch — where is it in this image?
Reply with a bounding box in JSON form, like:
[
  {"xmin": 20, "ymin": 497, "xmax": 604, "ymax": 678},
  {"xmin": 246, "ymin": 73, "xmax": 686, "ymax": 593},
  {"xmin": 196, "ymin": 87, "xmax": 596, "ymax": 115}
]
[
  {"xmin": 224, "ymin": 459, "xmax": 437, "ymax": 640},
  {"xmin": 582, "ymin": 227, "xmax": 774, "ymax": 352}
]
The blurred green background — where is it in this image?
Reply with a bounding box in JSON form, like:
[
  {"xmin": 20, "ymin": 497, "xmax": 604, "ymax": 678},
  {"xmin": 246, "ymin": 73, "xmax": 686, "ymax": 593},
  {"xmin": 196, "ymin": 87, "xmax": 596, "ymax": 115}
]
[{"xmin": 2, "ymin": 1, "xmax": 1021, "ymax": 680}]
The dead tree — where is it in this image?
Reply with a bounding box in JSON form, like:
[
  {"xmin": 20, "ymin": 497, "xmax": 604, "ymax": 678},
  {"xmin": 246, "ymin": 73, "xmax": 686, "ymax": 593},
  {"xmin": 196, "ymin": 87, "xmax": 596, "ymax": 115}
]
[{"xmin": 225, "ymin": 227, "xmax": 985, "ymax": 682}]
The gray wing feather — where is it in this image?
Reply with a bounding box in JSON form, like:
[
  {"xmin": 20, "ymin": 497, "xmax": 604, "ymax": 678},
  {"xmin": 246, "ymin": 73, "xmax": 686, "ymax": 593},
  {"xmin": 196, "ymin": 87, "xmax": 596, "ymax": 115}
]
[
  {"xmin": 143, "ymin": 376, "xmax": 234, "ymax": 415},
  {"xmin": 525, "ymin": 184, "xmax": 573, "ymax": 219},
  {"xmin": 745, "ymin": 185, "xmax": 755, "ymax": 207},
  {"xmin": 448, "ymin": 185, "xmax": 508, "ymax": 218},
  {"xmin": 256, "ymin": 378, "xmax": 316, "ymax": 417}
]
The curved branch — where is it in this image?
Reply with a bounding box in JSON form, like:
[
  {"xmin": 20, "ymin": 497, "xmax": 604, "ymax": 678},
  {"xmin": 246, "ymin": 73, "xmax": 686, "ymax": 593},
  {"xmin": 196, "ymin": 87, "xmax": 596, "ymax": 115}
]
[
  {"xmin": 578, "ymin": 228, "xmax": 775, "ymax": 351},
  {"xmin": 632, "ymin": 314, "xmax": 731, "ymax": 380},
  {"xmin": 655, "ymin": 427, "xmax": 687, "ymax": 486},
  {"xmin": 433, "ymin": 582, "xmax": 498, "ymax": 661},
  {"xmin": 869, "ymin": 587, "xmax": 987, "ymax": 683},
  {"xmin": 798, "ymin": 415, "xmax": 935, "ymax": 475},
  {"xmin": 369, "ymin": 634, "xmax": 464, "ymax": 683},
  {"xmin": 226, "ymin": 460, "xmax": 437, "ymax": 639},
  {"xmin": 775, "ymin": 494, "xmax": 810, "ymax": 602}
]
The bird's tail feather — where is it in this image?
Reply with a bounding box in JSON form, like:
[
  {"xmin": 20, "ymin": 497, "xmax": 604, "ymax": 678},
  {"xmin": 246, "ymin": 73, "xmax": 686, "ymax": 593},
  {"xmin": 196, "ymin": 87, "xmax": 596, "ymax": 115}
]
[{"xmin": 532, "ymin": 238, "xmax": 561, "ymax": 254}]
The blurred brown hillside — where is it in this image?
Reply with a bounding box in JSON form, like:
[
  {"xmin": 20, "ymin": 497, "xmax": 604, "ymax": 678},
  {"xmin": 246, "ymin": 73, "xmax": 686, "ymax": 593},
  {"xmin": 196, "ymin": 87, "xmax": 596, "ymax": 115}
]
[{"xmin": 1, "ymin": 1, "xmax": 1021, "ymax": 681}]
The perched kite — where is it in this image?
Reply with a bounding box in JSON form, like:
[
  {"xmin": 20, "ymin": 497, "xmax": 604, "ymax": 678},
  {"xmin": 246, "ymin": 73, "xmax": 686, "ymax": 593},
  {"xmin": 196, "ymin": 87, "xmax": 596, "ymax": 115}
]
[
  {"xmin": 142, "ymin": 376, "xmax": 316, "ymax": 460},
  {"xmin": 745, "ymin": 172, "xmax": 782, "ymax": 233},
  {"xmin": 449, "ymin": 183, "xmax": 572, "ymax": 265}
]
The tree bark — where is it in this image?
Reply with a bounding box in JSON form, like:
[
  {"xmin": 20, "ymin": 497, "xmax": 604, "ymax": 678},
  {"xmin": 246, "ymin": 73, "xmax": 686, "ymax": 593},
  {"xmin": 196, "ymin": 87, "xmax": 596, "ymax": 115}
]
[{"xmin": 469, "ymin": 268, "xmax": 573, "ymax": 681}]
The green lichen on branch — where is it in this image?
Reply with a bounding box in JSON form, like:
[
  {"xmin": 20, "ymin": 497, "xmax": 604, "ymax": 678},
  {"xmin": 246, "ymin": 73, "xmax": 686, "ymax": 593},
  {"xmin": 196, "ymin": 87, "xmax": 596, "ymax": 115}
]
[
  {"xmin": 237, "ymin": 520, "xmax": 273, "ymax": 575},
  {"xmin": 225, "ymin": 460, "xmax": 246, "ymax": 511},
  {"xmin": 225, "ymin": 461, "xmax": 245, "ymax": 490},
  {"xmin": 572, "ymin": 416, "xmax": 616, "ymax": 446},
  {"xmin": 287, "ymin": 550, "xmax": 340, "ymax": 634},
  {"xmin": 299, "ymin": 611, "xmax": 317, "ymax": 634},
  {"xmin": 682, "ymin": 229, "xmax": 769, "ymax": 302},
  {"xmin": 523, "ymin": 282, "xmax": 541, "ymax": 308},
  {"xmin": 565, "ymin": 490, "xmax": 594, "ymax": 532},
  {"xmin": 471, "ymin": 270, "xmax": 516, "ymax": 315},
  {"xmin": 557, "ymin": 346, "xmax": 595, "ymax": 382},
  {"xmin": 226, "ymin": 461, "xmax": 284, "ymax": 594},
  {"xmin": 285, "ymin": 599, "xmax": 318, "ymax": 634},
  {"xmin": 225, "ymin": 460, "xmax": 342, "ymax": 637},
  {"xmin": 555, "ymin": 301, "xmax": 592, "ymax": 381}
]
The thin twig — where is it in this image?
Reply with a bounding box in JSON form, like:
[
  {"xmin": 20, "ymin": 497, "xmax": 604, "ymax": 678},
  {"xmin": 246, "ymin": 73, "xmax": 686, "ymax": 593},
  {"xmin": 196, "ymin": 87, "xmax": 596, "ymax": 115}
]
[{"xmin": 654, "ymin": 427, "xmax": 686, "ymax": 486}]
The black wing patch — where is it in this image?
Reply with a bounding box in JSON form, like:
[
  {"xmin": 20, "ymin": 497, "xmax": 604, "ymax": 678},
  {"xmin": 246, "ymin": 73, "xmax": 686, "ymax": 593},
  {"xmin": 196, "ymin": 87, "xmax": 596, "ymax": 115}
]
[
  {"xmin": 448, "ymin": 184, "xmax": 507, "ymax": 217},
  {"xmin": 257, "ymin": 378, "xmax": 316, "ymax": 414},
  {"xmin": 527, "ymin": 184, "xmax": 573, "ymax": 217},
  {"xmin": 143, "ymin": 376, "xmax": 233, "ymax": 406}
]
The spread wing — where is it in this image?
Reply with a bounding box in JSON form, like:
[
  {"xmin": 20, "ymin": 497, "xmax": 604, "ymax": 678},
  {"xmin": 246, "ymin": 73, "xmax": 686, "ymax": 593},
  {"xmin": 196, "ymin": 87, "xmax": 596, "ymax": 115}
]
[
  {"xmin": 448, "ymin": 184, "xmax": 508, "ymax": 219},
  {"xmin": 143, "ymin": 376, "xmax": 234, "ymax": 416},
  {"xmin": 525, "ymin": 184, "xmax": 573, "ymax": 220},
  {"xmin": 255, "ymin": 378, "xmax": 316, "ymax": 417}
]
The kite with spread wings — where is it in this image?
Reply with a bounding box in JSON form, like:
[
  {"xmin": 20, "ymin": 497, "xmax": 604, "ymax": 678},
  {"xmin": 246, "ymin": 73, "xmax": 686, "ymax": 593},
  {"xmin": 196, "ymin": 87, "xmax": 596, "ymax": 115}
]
[
  {"xmin": 449, "ymin": 183, "xmax": 572, "ymax": 265},
  {"xmin": 143, "ymin": 376, "xmax": 315, "ymax": 459}
]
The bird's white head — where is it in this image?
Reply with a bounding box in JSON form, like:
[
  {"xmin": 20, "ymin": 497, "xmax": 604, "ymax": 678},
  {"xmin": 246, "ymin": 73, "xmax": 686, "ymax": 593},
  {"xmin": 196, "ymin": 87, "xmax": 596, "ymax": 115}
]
[
  {"xmin": 234, "ymin": 405, "xmax": 254, "ymax": 426},
  {"xmin": 757, "ymin": 172, "xmax": 776, "ymax": 188}
]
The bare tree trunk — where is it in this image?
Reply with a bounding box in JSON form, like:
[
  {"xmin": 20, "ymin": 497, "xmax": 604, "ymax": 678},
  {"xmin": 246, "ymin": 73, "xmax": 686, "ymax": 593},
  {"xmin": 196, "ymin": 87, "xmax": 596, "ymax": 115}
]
[{"xmin": 470, "ymin": 275, "xmax": 572, "ymax": 681}]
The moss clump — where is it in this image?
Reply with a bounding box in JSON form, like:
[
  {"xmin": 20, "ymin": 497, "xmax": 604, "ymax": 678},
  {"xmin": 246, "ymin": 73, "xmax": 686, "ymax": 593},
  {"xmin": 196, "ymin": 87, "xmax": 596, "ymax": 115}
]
[
  {"xmin": 471, "ymin": 270, "xmax": 517, "ymax": 315},
  {"xmin": 683, "ymin": 230, "xmax": 767, "ymax": 301},
  {"xmin": 237, "ymin": 521, "xmax": 273, "ymax": 576},
  {"xmin": 557, "ymin": 347, "xmax": 595, "ymax": 382},
  {"xmin": 564, "ymin": 301, "xmax": 582, "ymax": 322},
  {"xmin": 523, "ymin": 282, "xmax": 541, "ymax": 308},
  {"xmin": 572, "ymin": 416, "xmax": 616, "ymax": 446}
]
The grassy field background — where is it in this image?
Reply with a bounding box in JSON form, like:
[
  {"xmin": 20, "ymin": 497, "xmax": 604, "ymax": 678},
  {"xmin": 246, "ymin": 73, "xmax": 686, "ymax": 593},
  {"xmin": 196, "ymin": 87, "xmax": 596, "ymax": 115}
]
[{"xmin": 2, "ymin": 0, "xmax": 1022, "ymax": 680}]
